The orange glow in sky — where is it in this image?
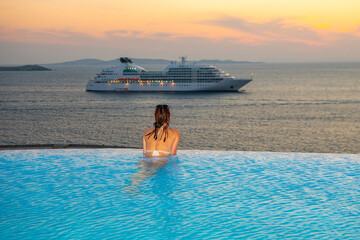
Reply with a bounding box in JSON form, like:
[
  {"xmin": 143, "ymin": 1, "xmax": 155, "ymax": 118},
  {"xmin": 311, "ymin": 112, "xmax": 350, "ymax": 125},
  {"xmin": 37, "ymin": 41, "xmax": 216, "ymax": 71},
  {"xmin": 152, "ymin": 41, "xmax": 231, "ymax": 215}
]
[{"xmin": 0, "ymin": 0, "xmax": 359, "ymax": 63}]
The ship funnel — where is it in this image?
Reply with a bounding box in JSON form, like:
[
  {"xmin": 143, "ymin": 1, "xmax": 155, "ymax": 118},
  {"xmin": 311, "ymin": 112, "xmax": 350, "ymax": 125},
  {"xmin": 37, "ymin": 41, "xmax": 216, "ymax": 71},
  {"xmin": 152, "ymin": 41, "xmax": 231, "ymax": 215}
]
[
  {"xmin": 119, "ymin": 57, "xmax": 133, "ymax": 64},
  {"xmin": 180, "ymin": 56, "xmax": 187, "ymax": 64}
]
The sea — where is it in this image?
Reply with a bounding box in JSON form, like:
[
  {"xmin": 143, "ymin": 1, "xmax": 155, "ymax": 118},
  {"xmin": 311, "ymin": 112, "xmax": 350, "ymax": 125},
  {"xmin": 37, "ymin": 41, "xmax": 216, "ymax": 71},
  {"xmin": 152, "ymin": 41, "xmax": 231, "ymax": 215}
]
[{"xmin": 0, "ymin": 62, "xmax": 359, "ymax": 154}]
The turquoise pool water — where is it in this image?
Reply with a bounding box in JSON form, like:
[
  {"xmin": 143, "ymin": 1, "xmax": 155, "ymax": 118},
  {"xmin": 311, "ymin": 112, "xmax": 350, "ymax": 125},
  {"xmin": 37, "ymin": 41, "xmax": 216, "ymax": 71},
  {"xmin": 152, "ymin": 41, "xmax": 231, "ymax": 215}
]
[{"xmin": 0, "ymin": 149, "xmax": 359, "ymax": 239}]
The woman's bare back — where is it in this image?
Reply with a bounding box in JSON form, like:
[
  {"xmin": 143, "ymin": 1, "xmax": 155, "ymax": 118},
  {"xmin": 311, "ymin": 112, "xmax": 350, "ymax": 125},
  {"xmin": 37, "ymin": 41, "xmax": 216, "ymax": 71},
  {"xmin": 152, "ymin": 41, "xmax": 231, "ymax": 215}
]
[{"xmin": 143, "ymin": 127, "xmax": 180, "ymax": 157}]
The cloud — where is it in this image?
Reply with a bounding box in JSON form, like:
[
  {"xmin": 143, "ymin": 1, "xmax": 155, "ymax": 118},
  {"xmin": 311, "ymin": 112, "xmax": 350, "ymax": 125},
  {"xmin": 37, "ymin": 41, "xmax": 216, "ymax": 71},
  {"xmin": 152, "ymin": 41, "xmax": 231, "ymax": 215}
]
[
  {"xmin": 105, "ymin": 29, "xmax": 179, "ymax": 40},
  {"xmin": 151, "ymin": 32, "xmax": 178, "ymax": 39},
  {"xmin": 352, "ymin": 25, "xmax": 360, "ymax": 37},
  {"xmin": 105, "ymin": 30, "xmax": 129, "ymax": 36},
  {"xmin": 0, "ymin": 22, "xmax": 359, "ymax": 64},
  {"xmin": 0, "ymin": 20, "xmax": 328, "ymax": 48},
  {"xmin": 0, "ymin": 27, "xmax": 100, "ymax": 46},
  {"xmin": 106, "ymin": 30, "xmax": 144, "ymax": 39},
  {"xmin": 200, "ymin": 17, "xmax": 328, "ymax": 46}
]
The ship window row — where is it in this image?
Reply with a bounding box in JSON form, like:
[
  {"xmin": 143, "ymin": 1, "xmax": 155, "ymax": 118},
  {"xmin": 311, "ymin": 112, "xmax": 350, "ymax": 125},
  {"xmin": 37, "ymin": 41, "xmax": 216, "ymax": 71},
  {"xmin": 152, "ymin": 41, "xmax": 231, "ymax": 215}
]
[
  {"xmin": 141, "ymin": 75, "xmax": 163, "ymax": 78},
  {"xmin": 169, "ymin": 72, "xmax": 192, "ymax": 75},
  {"xmin": 95, "ymin": 79, "xmax": 220, "ymax": 84},
  {"xmin": 168, "ymin": 77, "xmax": 220, "ymax": 80},
  {"xmin": 167, "ymin": 69, "xmax": 219, "ymax": 73},
  {"xmin": 152, "ymin": 76, "xmax": 220, "ymax": 80},
  {"xmin": 173, "ymin": 80, "xmax": 191, "ymax": 83},
  {"xmin": 123, "ymin": 73, "xmax": 139, "ymax": 75},
  {"xmin": 198, "ymin": 78, "xmax": 222, "ymax": 81},
  {"xmin": 197, "ymin": 80, "xmax": 219, "ymax": 83},
  {"xmin": 168, "ymin": 71, "xmax": 193, "ymax": 73},
  {"xmin": 111, "ymin": 80, "xmax": 220, "ymax": 83},
  {"xmin": 169, "ymin": 74, "xmax": 218, "ymax": 76},
  {"xmin": 142, "ymin": 84, "xmax": 192, "ymax": 87},
  {"xmin": 169, "ymin": 72, "xmax": 220, "ymax": 75},
  {"xmin": 168, "ymin": 69, "xmax": 192, "ymax": 71},
  {"xmin": 95, "ymin": 79, "xmax": 221, "ymax": 82},
  {"xmin": 141, "ymin": 77, "xmax": 196, "ymax": 81},
  {"xmin": 95, "ymin": 81, "xmax": 109, "ymax": 83},
  {"xmin": 169, "ymin": 68, "xmax": 192, "ymax": 70},
  {"xmin": 168, "ymin": 75, "xmax": 192, "ymax": 78},
  {"xmin": 168, "ymin": 72, "xmax": 217, "ymax": 74},
  {"xmin": 168, "ymin": 69, "xmax": 218, "ymax": 71},
  {"xmin": 195, "ymin": 72, "xmax": 218, "ymax": 74},
  {"xmin": 195, "ymin": 75, "xmax": 218, "ymax": 77},
  {"xmin": 196, "ymin": 70, "xmax": 219, "ymax": 73}
]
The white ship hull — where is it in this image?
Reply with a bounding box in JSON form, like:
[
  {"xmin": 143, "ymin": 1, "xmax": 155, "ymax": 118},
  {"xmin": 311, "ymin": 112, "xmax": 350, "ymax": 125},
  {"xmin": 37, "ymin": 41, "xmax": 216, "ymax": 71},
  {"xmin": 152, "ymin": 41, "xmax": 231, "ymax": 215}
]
[{"xmin": 86, "ymin": 78, "xmax": 251, "ymax": 92}]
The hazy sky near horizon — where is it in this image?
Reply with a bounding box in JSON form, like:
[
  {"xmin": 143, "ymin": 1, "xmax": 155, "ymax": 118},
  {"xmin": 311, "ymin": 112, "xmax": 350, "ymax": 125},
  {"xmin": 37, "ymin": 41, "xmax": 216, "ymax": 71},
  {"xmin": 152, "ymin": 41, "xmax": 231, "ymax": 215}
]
[{"xmin": 0, "ymin": 0, "xmax": 359, "ymax": 64}]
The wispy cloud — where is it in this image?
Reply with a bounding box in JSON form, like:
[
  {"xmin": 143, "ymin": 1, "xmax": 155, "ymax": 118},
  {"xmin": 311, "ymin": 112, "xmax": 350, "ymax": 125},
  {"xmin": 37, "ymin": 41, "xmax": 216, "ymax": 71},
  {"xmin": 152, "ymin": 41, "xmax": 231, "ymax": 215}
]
[
  {"xmin": 105, "ymin": 29, "xmax": 179, "ymax": 40},
  {"xmin": 0, "ymin": 21, "xmax": 359, "ymax": 64},
  {"xmin": 0, "ymin": 26, "xmax": 190, "ymax": 54},
  {"xmin": 0, "ymin": 27, "xmax": 99, "ymax": 46},
  {"xmin": 200, "ymin": 17, "xmax": 327, "ymax": 46}
]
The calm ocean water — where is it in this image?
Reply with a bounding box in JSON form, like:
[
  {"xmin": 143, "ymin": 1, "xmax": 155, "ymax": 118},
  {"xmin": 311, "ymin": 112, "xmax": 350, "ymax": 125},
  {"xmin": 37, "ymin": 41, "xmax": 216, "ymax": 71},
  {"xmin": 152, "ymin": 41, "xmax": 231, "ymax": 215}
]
[{"xmin": 0, "ymin": 62, "xmax": 359, "ymax": 153}]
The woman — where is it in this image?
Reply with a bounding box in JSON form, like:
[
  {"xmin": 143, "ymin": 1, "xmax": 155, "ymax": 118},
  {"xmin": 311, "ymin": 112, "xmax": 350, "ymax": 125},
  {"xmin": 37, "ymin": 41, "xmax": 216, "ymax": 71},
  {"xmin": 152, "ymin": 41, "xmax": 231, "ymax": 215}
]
[{"xmin": 143, "ymin": 105, "xmax": 180, "ymax": 157}]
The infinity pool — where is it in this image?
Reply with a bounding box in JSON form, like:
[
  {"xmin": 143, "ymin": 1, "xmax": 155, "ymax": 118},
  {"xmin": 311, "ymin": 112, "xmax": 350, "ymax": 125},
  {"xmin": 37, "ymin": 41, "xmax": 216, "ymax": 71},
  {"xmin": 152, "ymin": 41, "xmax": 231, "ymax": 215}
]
[{"xmin": 0, "ymin": 149, "xmax": 359, "ymax": 239}]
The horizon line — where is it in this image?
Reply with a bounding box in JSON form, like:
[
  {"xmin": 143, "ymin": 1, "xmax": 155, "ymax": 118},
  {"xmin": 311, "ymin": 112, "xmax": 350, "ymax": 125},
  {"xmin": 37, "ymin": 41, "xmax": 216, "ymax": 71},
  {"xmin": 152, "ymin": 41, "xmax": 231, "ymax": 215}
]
[{"xmin": 2, "ymin": 58, "xmax": 360, "ymax": 66}]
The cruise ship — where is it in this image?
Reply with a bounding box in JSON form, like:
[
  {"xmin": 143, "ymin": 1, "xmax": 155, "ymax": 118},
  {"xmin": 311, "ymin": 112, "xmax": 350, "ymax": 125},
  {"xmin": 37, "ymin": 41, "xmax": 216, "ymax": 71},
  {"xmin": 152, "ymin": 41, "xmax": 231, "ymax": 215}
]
[{"xmin": 86, "ymin": 57, "xmax": 252, "ymax": 92}]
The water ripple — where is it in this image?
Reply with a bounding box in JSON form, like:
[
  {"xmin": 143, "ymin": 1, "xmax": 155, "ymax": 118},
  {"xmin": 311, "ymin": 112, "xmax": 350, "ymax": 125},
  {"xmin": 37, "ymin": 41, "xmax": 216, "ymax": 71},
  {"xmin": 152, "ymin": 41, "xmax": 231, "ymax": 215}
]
[{"xmin": 0, "ymin": 149, "xmax": 359, "ymax": 239}]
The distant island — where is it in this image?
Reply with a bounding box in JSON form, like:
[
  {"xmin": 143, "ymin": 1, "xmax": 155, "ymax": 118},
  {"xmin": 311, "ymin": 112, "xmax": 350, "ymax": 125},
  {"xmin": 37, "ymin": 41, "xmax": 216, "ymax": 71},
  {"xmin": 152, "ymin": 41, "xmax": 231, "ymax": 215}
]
[
  {"xmin": 0, "ymin": 65, "xmax": 51, "ymax": 71},
  {"xmin": 49, "ymin": 58, "xmax": 263, "ymax": 66}
]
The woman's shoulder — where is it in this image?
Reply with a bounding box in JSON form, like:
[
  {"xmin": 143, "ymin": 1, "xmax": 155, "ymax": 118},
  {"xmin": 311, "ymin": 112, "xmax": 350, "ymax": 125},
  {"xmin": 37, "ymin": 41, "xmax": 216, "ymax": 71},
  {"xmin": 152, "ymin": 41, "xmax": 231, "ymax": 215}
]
[
  {"xmin": 169, "ymin": 128, "xmax": 181, "ymax": 136},
  {"xmin": 143, "ymin": 128, "xmax": 154, "ymax": 135}
]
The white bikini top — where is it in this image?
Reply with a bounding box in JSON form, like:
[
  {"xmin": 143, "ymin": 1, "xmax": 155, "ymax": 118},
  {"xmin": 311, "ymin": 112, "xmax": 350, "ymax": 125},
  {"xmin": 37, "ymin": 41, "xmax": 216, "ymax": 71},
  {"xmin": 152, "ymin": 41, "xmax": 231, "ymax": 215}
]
[{"xmin": 146, "ymin": 150, "xmax": 171, "ymax": 157}]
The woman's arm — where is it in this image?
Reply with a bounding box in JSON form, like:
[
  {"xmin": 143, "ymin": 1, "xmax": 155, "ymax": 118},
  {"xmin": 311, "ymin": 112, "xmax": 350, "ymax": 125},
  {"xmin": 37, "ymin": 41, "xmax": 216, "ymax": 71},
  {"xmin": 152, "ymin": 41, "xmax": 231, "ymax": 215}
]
[
  {"xmin": 143, "ymin": 135, "xmax": 147, "ymax": 155},
  {"xmin": 170, "ymin": 130, "xmax": 180, "ymax": 155}
]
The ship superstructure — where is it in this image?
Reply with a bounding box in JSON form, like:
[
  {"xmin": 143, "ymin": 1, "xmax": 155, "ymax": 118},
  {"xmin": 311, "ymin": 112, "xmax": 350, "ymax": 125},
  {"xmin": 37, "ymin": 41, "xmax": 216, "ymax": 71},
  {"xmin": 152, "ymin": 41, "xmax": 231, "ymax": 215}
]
[{"xmin": 86, "ymin": 57, "xmax": 252, "ymax": 92}]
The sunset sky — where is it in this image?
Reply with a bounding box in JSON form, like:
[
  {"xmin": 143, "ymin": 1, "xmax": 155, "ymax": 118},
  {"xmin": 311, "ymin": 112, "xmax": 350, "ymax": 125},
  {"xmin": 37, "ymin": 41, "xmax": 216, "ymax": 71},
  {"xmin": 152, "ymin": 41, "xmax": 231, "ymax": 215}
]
[{"xmin": 0, "ymin": 0, "xmax": 359, "ymax": 64}]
